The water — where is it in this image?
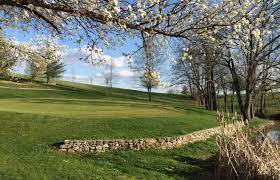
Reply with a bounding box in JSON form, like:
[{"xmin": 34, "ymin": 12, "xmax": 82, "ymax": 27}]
[{"xmin": 255, "ymin": 125, "xmax": 280, "ymax": 144}]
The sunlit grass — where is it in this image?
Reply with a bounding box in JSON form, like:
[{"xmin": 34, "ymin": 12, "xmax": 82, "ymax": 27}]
[{"xmin": 0, "ymin": 79, "xmax": 265, "ymax": 179}]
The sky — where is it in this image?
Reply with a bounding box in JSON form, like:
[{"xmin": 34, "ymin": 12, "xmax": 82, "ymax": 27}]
[{"xmin": 6, "ymin": 28, "xmax": 177, "ymax": 93}]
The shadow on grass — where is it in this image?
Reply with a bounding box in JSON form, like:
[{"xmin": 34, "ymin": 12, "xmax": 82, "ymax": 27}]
[
  {"xmin": 170, "ymin": 155, "xmax": 218, "ymax": 180},
  {"xmin": 81, "ymin": 143, "xmax": 220, "ymax": 179}
]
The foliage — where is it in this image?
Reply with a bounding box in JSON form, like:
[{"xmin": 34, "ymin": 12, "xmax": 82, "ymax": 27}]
[
  {"xmin": 44, "ymin": 61, "xmax": 65, "ymax": 83},
  {"xmin": 140, "ymin": 70, "xmax": 160, "ymax": 90},
  {"xmin": 24, "ymin": 37, "xmax": 63, "ymax": 81},
  {"xmin": 0, "ymin": 0, "xmax": 250, "ymax": 46},
  {"xmin": 172, "ymin": 1, "xmax": 280, "ymax": 120},
  {"xmin": 0, "ymin": 33, "xmax": 17, "ymax": 76}
]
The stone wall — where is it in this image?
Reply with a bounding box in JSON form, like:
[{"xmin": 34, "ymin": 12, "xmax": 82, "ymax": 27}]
[
  {"xmin": 58, "ymin": 124, "xmax": 241, "ymax": 153},
  {"xmin": 57, "ymin": 121, "xmax": 277, "ymax": 154}
]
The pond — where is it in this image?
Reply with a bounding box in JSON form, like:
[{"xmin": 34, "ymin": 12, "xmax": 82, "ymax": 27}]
[{"xmin": 255, "ymin": 124, "xmax": 280, "ymax": 144}]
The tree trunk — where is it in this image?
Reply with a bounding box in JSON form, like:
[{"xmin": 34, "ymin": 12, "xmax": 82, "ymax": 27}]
[
  {"xmin": 231, "ymin": 90, "xmax": 235, "ymax": 113},
  {"xmin": 250, "ymin": 95, "xmax": 256, "ymax": 119},
  {"xmin": 148, "ymin": 88, "xmax": 151, "ymax": 102},
  {"xmin": 243, "ymin": 90, "xmax": 253, "ymax": 121},
  {"xmin": 260, "ymin": 92, "xmax": 266, "ymax": 118},
  {"xmin": 228, "ymin": 60, "xmax": 247, "ymax": 120},
  {"xmin": 204, "ymin": 91, "xmax": 209, "ymax": 109},
  {"xmin": 216, "ymin": 89, "xmax": 219, "ymax": 110},
  {"xmin": 211, "ymin": 71, "xmax": 217, "ymax": 110},
  {"xmin": 47, "ymin": 76, "xmax": 50, "ymax": 84},
  {"xmin": 224, "ymin": 90, "xmax": 227, "ymax": 112},
  {"xmin": 259, "ymin": 63, "xmax": 269, "ymax": 118}
]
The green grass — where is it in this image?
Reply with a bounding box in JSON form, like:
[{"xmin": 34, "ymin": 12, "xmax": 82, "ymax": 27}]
[{"xmin": 0, "ymin": 79, "xmax": 266, "ymax": 179}]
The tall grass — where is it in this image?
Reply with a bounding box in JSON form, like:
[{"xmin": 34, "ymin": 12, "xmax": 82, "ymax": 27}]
[{"xmin": 216, "ymin": 112, "xmax": 280, "ymax": 179}]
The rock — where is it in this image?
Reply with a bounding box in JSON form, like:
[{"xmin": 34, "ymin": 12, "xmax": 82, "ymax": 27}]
[
  {"xmin": 77, "ymin": 148, "xmax": 83, "ymax": 152},
  {"xmin": 60, "ymin": 144, "xmax": 71, "ymax": 149},
  {"xmin": 83, "ymin": 146, "xmax": 90, "ymax": 152},
  {"xmin": 117, "ymin": 139, "xmax": 125, "ymax": 145},
  {"xmin": 108, "ymin": 140, "xmax": 115, "ymax": 146},
  {"xmin": 73, "ymin": 146, "xmax": 79, "ymax": 151},
  {"xmin": 60, "ymin": 148, "xmax": 67, "ymax": 152},
  {"xmin": 96, "ymin": 145, "xmax": 102, "ymax": 151},
  {"xmin": 103, "ymin": 144, "xmax": 109, "ymax": 150},
  {"xmin": 90, "ymin": 146, "xmax": 96, "ymax": 150},
  {"xmin": 68, "ymin": 149, "xmax": 75, "ymax": 153},
  {"xmin": 88, "ymin": 141, "xmax": 95, "ymax": 145},
  {"xmin": 96, "ymin": 140, "xmax": 103, "ymax": 146},
  {"xmin": 145, "ymin": 138, "xmax": 157, "ymax": 144}
]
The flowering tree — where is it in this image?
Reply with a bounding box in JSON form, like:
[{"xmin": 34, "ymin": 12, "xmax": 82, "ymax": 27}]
[
  {"xmin": 219, "ymin": 1, "xmax": 280, "ymax": 120},
  {"xmin": 24, "ymin": 36, "xmax": 63, "ymax": 81},
  {"xmin": 141, "ymin": 70, "xmax": 160, "ymax": 101},
  {"xmin": 130, "ymin": 33, "xmax": 162, "ymax": 101},
  {"xmin": 0, "ymin": 33, "xmax": 18, "ymax": 77},
  {"xmin": 171, "ymin": 0, "xmax": 280, "ymax": 120},
  {"xmin": 0, "ymin": 0, "xmax": 249, "ymax": 49},
  {"xmin": 25, "ymin": 53, "xmax": 45, "ymax": 81}
]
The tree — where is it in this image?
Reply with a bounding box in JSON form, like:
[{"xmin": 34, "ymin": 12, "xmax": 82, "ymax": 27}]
[
  {"xmin": 0, "ymin": 0, "xmax": 257, "ymax": 70},
  {"xmin": 216, "ymin": 65, "xmax": 232, "ymax": 113},
  {"xmin": 130, "ymin": 33, "xmax": 162, "ymax": 101},
  {"xmin": 219, "ymin": 1, "xmax": 280, "ymax": 120},
  {"xmin": 0, "ymin": 33, "xmax": 17, "ymax": 77},
  {"xmin": 24, "ymin": 36, "xmax": 62, "ymax": 82},
  {"xmin": 104, "ymin": 57, "xmax": 113, "ymax": 88},
  {"xmin": 0, "ymin": 0, "xmax": 243, "ymax": 42},
  {"xmin": 25, "ymin": 53, "xmax": 46, "ymax": 82},
  {"xmin": 141, "ymin": 70, "xmax": 160, "ymax": 101},
  {"xmin": 171, "ymin": 1, "xmax": 279, "ymax": 120},
  {"xmin": 173, "ymin": 37, "xmax": 223, "ymax": 110},
  {"xmin": 44, "ymin": 61, "xmax": 65, "ymax": 84}
]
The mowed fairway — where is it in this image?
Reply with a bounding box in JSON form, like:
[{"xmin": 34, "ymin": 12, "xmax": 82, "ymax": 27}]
[{"xmin": 0, "ymin": 80, "xmax": 220, "ymax": 179}]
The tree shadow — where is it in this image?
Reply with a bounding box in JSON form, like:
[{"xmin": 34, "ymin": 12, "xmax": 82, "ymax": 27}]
[{"xmin": 170, "ymin": 155, "xmax": 219, "ymax": 180}]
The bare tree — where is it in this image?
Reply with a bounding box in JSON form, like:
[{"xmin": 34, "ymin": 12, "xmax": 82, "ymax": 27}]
[
  {"xmin": 104, "ymin": 57, "xmax": 113, "ymax": 88},
  {"xmin": 216, "ymin": 65, "xmax": 232, "ymax": 112},
  {"xmin": 173, "ymin": 37, "xmax": 223, "ymax": 110}
]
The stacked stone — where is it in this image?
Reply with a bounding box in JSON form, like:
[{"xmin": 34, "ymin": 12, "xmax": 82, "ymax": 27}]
[
  {"xmin": 59, "ymin": 134, "xmax": 212, "ymax": 153},
  {"xmin": 59, "ymin": 138, "xmax": 170, "ymax": 153},
  {"xmin": 58, "ymin": 123, "xmax": 246, "ymax": 154}
]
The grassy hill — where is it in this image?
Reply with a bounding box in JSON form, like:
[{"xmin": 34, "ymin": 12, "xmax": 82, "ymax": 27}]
[{"xmin": 0, "ymin": 79, "xmax": 263, "ymax": 179}]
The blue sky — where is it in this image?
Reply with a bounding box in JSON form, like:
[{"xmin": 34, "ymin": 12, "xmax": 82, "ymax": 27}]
[{"xmin": 5, "ymin": 28, "xmax": 175, "ymax": 93}]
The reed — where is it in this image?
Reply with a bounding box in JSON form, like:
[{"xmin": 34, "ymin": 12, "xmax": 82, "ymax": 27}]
[{"xmin": 216, "ymin": 111, "xmax": 280, "ymax": 180}]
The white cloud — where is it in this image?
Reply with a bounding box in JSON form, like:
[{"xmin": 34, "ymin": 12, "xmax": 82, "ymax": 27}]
[
  {"xmin": 61, "ymin": 46, "xmax": 128, "ymax": 68},
  {"xmin": 117, "ymin": 70, "xmax": 134, "ymax": 78},
  {"xmin": 95, "ymin": 72, "xmax": 103, "ymax": 77},
  {"xmin": 63, "ymin": 74, "xmax": 89, "ymax": 79},
  {"xmin": 113, "ymin": 56, "xmax": 126, "ymax": 67}
]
